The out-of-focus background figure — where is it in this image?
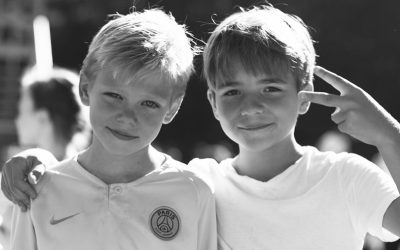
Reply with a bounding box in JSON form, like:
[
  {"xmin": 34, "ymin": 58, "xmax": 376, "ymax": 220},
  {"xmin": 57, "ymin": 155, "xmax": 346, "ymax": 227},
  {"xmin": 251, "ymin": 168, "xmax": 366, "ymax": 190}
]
[
  {"xmin": 14, "ymin": 66, "xmax": 90, "ymax": 161},
  {"xmin": 0, "ymin": 66, "xmax": 91, "ymax": 250},
  {"xmin": 0, "ymin": 2, "xmax": 90, "ymax": 248}
]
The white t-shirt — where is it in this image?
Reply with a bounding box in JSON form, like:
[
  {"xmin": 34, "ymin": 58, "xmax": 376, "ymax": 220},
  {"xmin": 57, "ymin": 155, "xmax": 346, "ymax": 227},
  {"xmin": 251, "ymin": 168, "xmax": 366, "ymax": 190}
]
[
  {"xmin": 189, "ymin": 146, "xmax": 399, "ymax": 250},
  {"xmin": 11, "ymin": 155, "xmax": 217, "ymax": 250}
]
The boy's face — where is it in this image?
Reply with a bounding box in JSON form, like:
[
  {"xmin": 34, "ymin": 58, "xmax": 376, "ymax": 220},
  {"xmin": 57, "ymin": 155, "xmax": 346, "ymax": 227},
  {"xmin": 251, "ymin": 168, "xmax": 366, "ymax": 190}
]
[
  {"xmin": 80, "ymin": 67, "xmax": 181, "ymax": 156},
  {"xmin": 208, "ymin": 65, "xmax": 309, "ymax": 152}
]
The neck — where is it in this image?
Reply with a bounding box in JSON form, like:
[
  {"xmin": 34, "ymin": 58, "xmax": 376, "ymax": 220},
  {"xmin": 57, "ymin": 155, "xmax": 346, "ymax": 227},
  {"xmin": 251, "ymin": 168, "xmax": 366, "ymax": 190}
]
[
  {"xmin": 77, "ymin": 143, "xmax": 165, "ymax": 184},
  {"xmin": 234, "ymin": 134, "xmax": 304, "ymax": 182}
]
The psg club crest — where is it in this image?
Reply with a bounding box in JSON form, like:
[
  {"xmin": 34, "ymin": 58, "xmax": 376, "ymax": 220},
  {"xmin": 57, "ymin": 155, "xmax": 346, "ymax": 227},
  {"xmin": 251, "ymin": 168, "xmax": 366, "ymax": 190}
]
[{"xmin": 150, "ymin": 206, "xmax": 180, "ymax": 240}]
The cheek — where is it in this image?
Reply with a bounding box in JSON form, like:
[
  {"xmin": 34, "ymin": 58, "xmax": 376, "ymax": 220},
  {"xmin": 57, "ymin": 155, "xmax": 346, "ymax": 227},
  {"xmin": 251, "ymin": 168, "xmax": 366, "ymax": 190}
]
[
  {"xmin": 278, "ymin": 98, "xmax": 300, "ymax": 124},
  {"xmin": 139, "ymin": 109, "xmax": 165, "ymax": 128},
  {"xmin": 91, "ymin": 98, "xmax": 118, "ymax": 117},
  {"xmin": 216, "ymin": 99, "xmax": 237, "ymax": 120}
]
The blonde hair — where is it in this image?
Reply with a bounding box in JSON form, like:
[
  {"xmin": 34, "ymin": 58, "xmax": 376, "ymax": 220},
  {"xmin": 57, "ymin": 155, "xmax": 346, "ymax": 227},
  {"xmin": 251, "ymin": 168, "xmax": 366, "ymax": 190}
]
[
  {"xmin": 203, "ymin": 4, "xmax": 316, "ymax": 90},
  {"xmin": 81, "ymin": 9, "xmax": 198, "ymax": 96}
]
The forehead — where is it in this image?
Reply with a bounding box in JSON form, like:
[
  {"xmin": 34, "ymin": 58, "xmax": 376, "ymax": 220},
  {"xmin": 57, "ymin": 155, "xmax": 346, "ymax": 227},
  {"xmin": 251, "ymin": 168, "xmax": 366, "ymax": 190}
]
[
  {"xmin": 216, "ymin": 59, "xmax": 293, "ymax": 87},
  {"xmin": 95, "ymin": 67, "xmax": 175, "ymax": 98}
]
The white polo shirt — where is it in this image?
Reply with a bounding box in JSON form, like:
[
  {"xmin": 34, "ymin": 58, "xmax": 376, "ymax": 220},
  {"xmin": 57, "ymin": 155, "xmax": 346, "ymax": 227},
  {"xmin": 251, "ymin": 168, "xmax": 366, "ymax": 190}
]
[{"xmin": 11, "ymin": 155, "xmax": 217, "ymax": 250}]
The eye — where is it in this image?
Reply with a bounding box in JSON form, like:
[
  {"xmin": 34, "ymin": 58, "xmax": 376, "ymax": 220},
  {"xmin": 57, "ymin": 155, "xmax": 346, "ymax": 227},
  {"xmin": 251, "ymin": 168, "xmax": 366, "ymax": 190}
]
[
  {"xmin": 223, "ymin": 89, "xmax": 240, "ymax": 96},
  {"xmin": 141, "ymin": 100, "xmax": 160, "ymax": 109},
  {"xmin": 263, "ymin": 86, "xmax": 281, "ymax": 93},
  {"xmin": 104, "ymin": 92, "xmax": 123, "ymax": 100}
]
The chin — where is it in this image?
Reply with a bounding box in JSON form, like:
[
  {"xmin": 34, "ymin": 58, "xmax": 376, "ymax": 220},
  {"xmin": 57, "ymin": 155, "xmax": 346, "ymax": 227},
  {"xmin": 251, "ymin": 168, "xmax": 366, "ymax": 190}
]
[{"xmin": 235, "ymin": 136, "xmax": 276, "ymax": 152}]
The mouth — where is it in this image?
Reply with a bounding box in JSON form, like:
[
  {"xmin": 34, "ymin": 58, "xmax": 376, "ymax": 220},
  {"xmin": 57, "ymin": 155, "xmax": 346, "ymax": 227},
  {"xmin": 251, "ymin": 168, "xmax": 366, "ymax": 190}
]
[
  {"xmin": 237, "ymin": 123, "xmax": 273, "ymax": 131},
  {"xmin": 107, "ymin": 127, "xmax": 138, "ymax": 141}
]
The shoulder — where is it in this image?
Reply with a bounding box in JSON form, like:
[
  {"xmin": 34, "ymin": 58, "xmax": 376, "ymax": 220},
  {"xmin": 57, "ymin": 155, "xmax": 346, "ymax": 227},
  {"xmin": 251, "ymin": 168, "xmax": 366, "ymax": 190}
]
[
  {"xmin": 304, "ymin": 146, "xmax": 386, "ymax": 182},
  {"xmin": 162, "ymin": 156, "xmax": 215, "ymax": 196},
  {"xmin": 33, "ymin": 157, "xmax": 78, "ymax": 194},
  {"xmin": 303, "ymin": 145, "xmax": 372, "ymax": 169}
]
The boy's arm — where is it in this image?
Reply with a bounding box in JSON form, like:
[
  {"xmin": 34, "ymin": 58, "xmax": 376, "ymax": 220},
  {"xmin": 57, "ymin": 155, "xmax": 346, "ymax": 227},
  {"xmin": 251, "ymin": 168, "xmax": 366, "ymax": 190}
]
[
  {"xmin": 1, "ymin": 148, "xmax": 58, "ymax": 212},
  {"xmin": 300, "ymin": 66, "xmax": 400, "ymax": 236}
]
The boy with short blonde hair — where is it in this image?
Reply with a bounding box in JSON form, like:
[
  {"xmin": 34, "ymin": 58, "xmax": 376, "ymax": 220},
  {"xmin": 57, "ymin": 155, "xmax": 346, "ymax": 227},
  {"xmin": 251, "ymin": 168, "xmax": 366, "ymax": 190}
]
[{"xmin": 9, "ymin": 8, "xmax": 216, "ymax": 250}]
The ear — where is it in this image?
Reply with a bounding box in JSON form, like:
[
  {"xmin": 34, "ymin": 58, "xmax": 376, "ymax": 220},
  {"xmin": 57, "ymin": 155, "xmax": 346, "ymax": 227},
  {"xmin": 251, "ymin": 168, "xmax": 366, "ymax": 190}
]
[
  {"xmin": 298, "ymin": 83, "xmax": 313, "ymax": 115},
  {"xmin": 163, "ymin": 95, "xmax": 184, "ymax": 124},
  {"xmin": 79, "ymin": 76, "xmax": 90, "ymax": 106},
  {"xmin": 207, "ymin": 89, "xmax": 219, "ymax": 120}
]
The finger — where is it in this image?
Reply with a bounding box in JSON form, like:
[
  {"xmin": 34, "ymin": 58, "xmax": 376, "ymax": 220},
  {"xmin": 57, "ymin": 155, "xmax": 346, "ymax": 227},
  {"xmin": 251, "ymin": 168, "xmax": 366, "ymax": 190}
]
[
  {"xmin": 6, "ymin": 157, "xmax": 38, "ymax": 200},
  {"xmin": 9, "ymin": 185, "xmax": 30, "ymax": 208},
  {"xmin": 299, "ymin": 91, "xmax": 343, "ymax": 108},
  {"xmin": 12, "ymin": 178, "xmax": 37, "ymax": 201},
  {"xmin": 26, "ymin": 156, "xmax": 43, "ymax": 172},
  {"xmin": 331, "ymin": 109, "xmax": 347, "ymax": 124},
  {"xmin": 1, "ymin": 175, "xmax": 14, "ymax": 203},
  {"xmin": 337, "ymin": 121, "xmax": 349, "ymax": 134},
  {"xmin": 28, "ymin": 164, "xmax": 45, "ymax": 186},
  {"xmin": 17, "ymin": 201, "xmax": 28, "ymax": 212},
  {"xmin": 314, "ymin": 66, "xmax": 356, "ymax": 94}
]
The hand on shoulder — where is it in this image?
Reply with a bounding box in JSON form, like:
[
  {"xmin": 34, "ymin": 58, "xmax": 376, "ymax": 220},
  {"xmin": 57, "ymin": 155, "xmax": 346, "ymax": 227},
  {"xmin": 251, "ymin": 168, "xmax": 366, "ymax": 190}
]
[{"xmin": 1, "ymin": 148, "xmax": 58, "ymax": 211}]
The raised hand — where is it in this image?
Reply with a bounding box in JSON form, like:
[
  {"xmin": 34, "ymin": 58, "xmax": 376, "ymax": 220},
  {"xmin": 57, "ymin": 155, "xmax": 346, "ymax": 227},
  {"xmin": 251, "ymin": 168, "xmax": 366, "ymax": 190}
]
[{"xmin": 299, "ymin": 66, "xmax": 400, "ymax": 148}]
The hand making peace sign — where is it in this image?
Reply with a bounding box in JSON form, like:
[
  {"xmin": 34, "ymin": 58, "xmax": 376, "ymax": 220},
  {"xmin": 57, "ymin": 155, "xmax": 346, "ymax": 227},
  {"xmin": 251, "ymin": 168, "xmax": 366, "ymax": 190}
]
[{"xmin": 299, "ymin": 66, "xmax": 400, "ymax": 149}]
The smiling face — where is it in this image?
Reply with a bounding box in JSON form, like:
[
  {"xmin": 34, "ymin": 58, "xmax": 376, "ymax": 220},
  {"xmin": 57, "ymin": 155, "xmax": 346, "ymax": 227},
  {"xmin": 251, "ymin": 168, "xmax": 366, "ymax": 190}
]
[
  {"xmin": 80, "ymin": 67, "xmax": 181, "ymax": 156},
  {"xmin": 208, "ymin": 62, "xmax": 309, "ymax": 153}
]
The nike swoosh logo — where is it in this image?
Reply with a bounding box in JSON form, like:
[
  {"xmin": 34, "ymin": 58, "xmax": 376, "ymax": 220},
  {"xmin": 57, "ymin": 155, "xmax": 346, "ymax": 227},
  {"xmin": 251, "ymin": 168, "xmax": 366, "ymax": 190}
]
[{"xmin": 50, "ymin": 213, "xmax": 80, "ymax": 225}]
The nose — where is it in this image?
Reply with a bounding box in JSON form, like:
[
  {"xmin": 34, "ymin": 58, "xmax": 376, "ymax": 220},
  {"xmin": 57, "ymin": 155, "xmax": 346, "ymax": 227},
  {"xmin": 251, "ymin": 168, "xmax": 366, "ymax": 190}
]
[
  {"xmin": 240, "ymin": 95, "xmax": 265, "ymax": 116},
  {"xmin": 116, "ymin": 106, "xmax": 138, "ymax": 125}
]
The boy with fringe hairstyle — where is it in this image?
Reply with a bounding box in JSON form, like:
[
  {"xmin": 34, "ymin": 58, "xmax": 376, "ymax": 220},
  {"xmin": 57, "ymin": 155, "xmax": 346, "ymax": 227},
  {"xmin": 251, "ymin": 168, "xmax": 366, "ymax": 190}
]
[
  {"xmin": 188, "ymin": 4, "xmax": 400, "ymax": 249},
  {"xmin": 8, "ymin": 8, "xmax": 217, "ymax": 250}
]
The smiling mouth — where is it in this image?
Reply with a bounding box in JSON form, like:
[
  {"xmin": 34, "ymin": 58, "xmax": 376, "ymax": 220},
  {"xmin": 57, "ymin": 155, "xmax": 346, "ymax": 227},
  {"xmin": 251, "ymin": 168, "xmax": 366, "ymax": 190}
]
[
  {"xmin": 107, "ymin": 127, "xmax": 138, "ymax": 141},
  {"xmin": 238, "ymin": 123, "xmax": 272, "ymax": 131}
]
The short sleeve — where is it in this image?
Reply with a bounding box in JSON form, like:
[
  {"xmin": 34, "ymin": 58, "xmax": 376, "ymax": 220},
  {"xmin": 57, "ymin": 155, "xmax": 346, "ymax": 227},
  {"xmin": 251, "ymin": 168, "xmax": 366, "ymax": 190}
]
[
  {"xmin": 191, "ymin": 176, "xmax": 217, "ymax": 250},
  {"xmin": 340, "ymin": 154, "xmax": 399, "ymax": 241}
]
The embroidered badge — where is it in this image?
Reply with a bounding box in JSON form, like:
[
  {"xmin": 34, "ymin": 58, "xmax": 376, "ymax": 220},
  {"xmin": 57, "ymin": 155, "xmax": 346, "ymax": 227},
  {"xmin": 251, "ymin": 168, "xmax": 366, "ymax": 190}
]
[{"xmin": 149, "ymin": 206, "xmax": 180, "ymax": 240}]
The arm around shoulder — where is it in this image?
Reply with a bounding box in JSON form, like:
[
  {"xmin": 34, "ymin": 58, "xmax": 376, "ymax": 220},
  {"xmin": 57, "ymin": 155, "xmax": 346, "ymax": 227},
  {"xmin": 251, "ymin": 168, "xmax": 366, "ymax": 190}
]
[{"xmin": 1, "ymin": 148, "xmax": 58, "ymax": 211}]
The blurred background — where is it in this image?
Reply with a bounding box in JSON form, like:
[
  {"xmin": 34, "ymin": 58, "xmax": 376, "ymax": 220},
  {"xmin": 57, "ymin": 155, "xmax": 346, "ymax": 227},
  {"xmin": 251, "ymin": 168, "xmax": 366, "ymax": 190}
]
[{"xmin": 0, "ymin": 0, "xmax": 399, "ymax": 164}]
